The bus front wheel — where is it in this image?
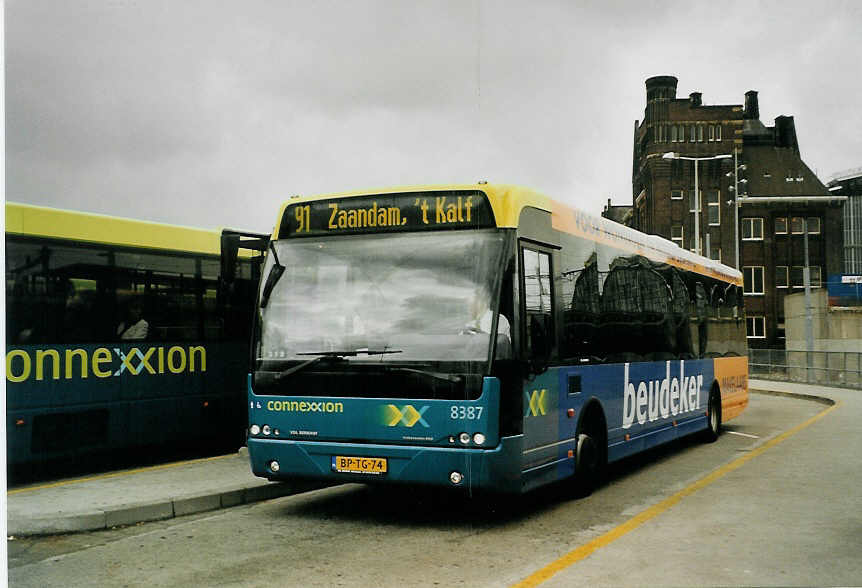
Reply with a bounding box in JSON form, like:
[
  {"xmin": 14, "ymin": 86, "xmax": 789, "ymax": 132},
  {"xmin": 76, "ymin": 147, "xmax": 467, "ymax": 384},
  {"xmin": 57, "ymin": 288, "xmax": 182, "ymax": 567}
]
[{"xmin": 573, "ymin": 433, "xmax": 600, "ymax": 497}]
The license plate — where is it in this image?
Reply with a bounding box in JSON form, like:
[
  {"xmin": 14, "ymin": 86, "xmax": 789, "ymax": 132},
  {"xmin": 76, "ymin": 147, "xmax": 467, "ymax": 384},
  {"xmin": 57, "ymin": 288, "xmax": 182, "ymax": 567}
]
[{"xmin": 332, "ymin": 456, "xmax": 388, "ymax": 475}]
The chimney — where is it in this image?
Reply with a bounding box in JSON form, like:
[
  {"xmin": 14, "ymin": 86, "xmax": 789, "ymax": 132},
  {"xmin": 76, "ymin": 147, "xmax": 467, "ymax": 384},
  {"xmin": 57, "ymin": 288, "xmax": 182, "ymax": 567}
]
[
  {"xmin": 645, "ymin": 75, "xmax": 678, "ymax": 102},
  {"xmin": 689, "ymin": 92, "xmax": 702, "ymax": 107},
  {"xmin": 774, "ymin": 116, "xmax": 799, "ymax": 152},
  {"xmin": 744, "ymin": 90, "xmax": 759, "ymax": 120}
]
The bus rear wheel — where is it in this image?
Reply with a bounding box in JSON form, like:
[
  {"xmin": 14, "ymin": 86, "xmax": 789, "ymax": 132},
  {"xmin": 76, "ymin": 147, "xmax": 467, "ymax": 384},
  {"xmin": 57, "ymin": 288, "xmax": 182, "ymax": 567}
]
[{"xmin": 703, "ymin": 387, "xmax": 721, "ymax": 443}]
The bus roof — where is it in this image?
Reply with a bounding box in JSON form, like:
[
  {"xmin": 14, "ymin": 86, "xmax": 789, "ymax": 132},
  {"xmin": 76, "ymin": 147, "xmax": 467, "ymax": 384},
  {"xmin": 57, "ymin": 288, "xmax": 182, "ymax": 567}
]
[
  {"xmin": 275, "ymin": 184, "xmax": 743, "ymax": 285},
  {"xmin": 5, "ymin": 202, "xmax": 224, "ymax": 256}
]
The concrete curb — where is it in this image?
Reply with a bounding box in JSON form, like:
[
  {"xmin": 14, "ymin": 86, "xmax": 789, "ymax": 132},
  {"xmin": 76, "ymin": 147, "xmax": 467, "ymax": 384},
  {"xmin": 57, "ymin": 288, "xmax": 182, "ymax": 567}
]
[
  {"xmin": 750, "ymin": 387, "xmax": 836, "ymax": 406},
  {"xmin": 8, "ymin": 480, "xmax": 328, "ymax": 537}
]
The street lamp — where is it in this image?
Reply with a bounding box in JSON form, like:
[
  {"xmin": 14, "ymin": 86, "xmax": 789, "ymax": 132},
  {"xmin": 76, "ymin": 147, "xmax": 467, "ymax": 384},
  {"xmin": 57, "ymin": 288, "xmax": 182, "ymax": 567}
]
[
  {"xmin": 725, "ymin": 147, "xmax": 748, "ymax": 269},
  {"xmin": 663, "ymin": 151, "xmax": 732, "ymax": 256}
]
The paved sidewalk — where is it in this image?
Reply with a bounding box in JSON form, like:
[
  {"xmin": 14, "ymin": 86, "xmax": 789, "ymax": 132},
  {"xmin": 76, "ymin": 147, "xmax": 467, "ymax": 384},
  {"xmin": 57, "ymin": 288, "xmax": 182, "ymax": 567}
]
[{"xmin": 6, "ymin": 449, "xmax": 323, "ymax": 536}]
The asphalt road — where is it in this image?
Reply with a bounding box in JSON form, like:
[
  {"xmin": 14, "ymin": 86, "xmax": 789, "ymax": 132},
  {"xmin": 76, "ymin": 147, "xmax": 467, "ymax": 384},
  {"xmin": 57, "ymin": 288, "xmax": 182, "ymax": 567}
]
[{"xmin": 8, "ymin": 386, "xmax": 861, "ymax": 587}]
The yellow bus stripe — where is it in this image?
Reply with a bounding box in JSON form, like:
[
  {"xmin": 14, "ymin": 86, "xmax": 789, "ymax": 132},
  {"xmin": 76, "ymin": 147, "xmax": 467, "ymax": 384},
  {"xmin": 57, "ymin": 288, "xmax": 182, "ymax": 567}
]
[
  {"xmin": 511, "ymin": 399, "xmax": 840, "ymax": 588},
  {"xmin": 7, "ymin": 454, "xmax": 233, "ymax": 495}
]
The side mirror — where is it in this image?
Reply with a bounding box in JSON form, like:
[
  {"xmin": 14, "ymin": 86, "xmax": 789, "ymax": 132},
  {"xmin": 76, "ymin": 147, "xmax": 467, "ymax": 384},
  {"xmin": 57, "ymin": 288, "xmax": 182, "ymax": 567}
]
[{"xmin": 220, "ymin": 232, "xmax": 242, "ymax": 285}]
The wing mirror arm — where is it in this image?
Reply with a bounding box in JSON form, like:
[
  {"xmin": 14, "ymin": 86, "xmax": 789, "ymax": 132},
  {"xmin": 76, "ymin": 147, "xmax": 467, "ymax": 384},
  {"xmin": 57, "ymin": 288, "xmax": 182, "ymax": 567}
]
[{"xmin": 259, "ymin": 241, "xmax": 285, "ymax": 309}]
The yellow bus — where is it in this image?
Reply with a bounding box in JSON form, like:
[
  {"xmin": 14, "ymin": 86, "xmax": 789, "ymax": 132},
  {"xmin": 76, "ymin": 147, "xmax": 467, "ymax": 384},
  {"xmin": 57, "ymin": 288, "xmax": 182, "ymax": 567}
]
[{"xmin": 5, "ymin": 202, "xmax": 262, "ymax": 479}]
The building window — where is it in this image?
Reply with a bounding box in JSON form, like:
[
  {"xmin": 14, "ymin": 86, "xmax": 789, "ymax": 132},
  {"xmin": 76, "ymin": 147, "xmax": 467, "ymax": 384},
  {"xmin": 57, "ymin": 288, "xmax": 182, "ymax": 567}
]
[
  {"xmin": 708, "ymin": 125, "xmax": 715, "ymax": 142},
  {"xmin": 698, "ymin": 125, "xmax": 704, "ymax": 142},
  {"xmin": 709, "ymin": 246, "xmax": 721, "ymax": 262},
  {"xmin": 707, "ymin": 190, "xmax": 720, "ymax": 225},
  {"xmin": 715, "ymin": 125, "xmax": 722, "ymax": 141},
  {"xmin": 670, "ymin": 126, "xmax": 677, "ymax": 142},
  {"xmin": 746, "ymin": 316, "xmax": 766, "ymax": 339},
  {"xmin": 807, "ymin": 217, "xmax": 821, "ymax": 234},
  {"xmin": 775, "ymin": 217, "xmax": 788, "ymax": 234},
  {"xmin": 741, "ymin": 217, "xmax": 764, "ymax": 240},
  {"xmin": 790, "ymin": 266, "xmax": 803, "ymax": 287},
  {"xmin": 671, "ymin": 189, "xmax": 684, "ymax": 200},
  {"xmin": 671, "ymin": 225, "xmax": 684, "ymax": 248},
  {"xmin": 689, "ymin": 190, "xmax": 702, "ymax": 213},
  {"xmin": 791, "ymin": 217, "xmax": 804, "ymax": 233},
  {"xmin": 789, "ymin": 217, "xmax": 821, "ymax": 234},
  {"xmin": 690, "ymin": 125, "xmax": 696, "ymax": 142},
  {"xmin": 743, "ymin": 266, "xmax": 764, "ymax": 295},
  {"xmin": 776, "ymin": 266, "xmax": 789, "ymax": 288},
  {"xmin": 811, "ymin": 266, "xmax": 822, "ymax": 288},
  {"xmin": 791, "ymin": 266, "xmax": 822, "ymax": 288}
]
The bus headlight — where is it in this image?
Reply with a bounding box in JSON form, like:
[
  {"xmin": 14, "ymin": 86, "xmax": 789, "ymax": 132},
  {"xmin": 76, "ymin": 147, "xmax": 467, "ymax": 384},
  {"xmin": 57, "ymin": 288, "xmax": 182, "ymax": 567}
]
[
  {"xmin": 270, "ymin": 460, "xmax": 280, "ymax": 472},
  {"xmin": 458, "ymin": 432, "xmax": 471, "ymax": 445},
  {"xmin": 473, "ymin": 433, "xmax": 486, "ymax": 445},
  {"xmin": 449, "ymin": 471, "xmax": 464, "ymax": 485},
  {"xmin": 262, "ymin": 425, "xmax": 271, "ymax": 436},
  {"xmin": 250, "ymin": 424, "xmax": 261, "ymax": 436}
]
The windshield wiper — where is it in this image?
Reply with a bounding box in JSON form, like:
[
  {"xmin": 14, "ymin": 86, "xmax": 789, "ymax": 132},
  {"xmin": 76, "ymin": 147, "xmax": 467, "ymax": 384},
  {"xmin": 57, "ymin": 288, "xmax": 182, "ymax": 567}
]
[
  {"xmin": 385, "ymin": 367, "xmax": 463, "ymax": 384},
  {"xmin": 295, "ymin": 349, "xmax": 403, "ymax": 357},
  {"xmin": 275, "ymin": 348, "xmax": 402, "ymax": 380}
]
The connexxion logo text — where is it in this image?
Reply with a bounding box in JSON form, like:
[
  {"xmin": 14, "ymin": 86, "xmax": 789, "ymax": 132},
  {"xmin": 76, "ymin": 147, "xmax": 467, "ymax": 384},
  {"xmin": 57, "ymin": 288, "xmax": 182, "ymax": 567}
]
[{"xmin": 5, "ymin": 345, "xmax": 207, "ymax": 383}]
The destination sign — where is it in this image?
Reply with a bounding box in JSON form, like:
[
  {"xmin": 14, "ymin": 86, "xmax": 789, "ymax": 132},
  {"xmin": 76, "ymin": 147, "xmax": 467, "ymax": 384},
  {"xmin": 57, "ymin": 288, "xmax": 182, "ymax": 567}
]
[{"xmin": 279, "ymin": 190, "xmax": 496, "ymax": 237}]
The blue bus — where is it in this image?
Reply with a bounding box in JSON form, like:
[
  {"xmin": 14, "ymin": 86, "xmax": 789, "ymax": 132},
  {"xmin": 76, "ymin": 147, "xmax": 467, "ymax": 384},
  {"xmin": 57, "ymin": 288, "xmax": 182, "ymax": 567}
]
[
  {"xmin": 241, "ymin": 185, "xmax": 749, "ymax": 494},
  {"xmin": 5, "ymin": 203, "xmax": 263, "ymax": 478}
]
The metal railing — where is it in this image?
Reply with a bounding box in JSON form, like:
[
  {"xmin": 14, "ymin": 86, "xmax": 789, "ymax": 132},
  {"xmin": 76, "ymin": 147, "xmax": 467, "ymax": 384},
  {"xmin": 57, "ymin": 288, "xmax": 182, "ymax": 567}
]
[{"xmin": 749, "ymin": 349, "xmax": 862, "ymax": 389}]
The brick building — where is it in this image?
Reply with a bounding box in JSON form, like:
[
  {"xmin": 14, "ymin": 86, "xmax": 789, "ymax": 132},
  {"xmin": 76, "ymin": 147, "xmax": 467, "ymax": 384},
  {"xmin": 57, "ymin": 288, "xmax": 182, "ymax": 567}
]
[
  {"xmin": 600, "ymin": 198, "xmax": 632, "ymax": 225},
  {"xmin": 631, "ymin": 75, "xmax": 845, "ymax": 349}
]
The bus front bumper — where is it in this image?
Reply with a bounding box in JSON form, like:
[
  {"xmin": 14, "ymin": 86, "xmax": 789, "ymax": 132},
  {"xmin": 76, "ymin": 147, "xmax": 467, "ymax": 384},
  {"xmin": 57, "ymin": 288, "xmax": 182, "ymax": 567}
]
[{"xmin": 247, "ymin": 436, "xmax": 524, "ymax": 493}]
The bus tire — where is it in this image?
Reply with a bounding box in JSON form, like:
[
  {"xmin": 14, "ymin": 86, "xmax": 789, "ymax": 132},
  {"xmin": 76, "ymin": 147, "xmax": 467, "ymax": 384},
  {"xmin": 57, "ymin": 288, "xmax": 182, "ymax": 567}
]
[
  {"xmin": 703, "ymin": 387, "xmax": 722, "ymax": 443},
  {"xmin": 573, "ymin": 433, "xmax": 599, "ymax": 497}
]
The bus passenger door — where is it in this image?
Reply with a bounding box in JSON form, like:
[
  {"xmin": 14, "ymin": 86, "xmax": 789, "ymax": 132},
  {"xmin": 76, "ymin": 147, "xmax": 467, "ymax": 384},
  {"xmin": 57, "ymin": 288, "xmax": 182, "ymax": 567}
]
[{"xmin": 519, "ymin": 244, "xmax": 564, "ymax": 484}]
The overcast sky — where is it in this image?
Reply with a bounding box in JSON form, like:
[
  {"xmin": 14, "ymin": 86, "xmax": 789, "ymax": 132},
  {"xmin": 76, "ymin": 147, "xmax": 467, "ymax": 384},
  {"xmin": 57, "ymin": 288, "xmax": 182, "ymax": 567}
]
[{"xmin": 6, "ymin": 0, "xmax": 862, "ymax": 233}]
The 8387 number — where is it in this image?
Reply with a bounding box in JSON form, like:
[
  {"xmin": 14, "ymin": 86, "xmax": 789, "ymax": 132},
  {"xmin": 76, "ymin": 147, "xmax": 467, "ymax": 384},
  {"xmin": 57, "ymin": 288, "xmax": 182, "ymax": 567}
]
[{"xmin": 450, "ymin": 406, "xmax": 483, "ymax": 420}]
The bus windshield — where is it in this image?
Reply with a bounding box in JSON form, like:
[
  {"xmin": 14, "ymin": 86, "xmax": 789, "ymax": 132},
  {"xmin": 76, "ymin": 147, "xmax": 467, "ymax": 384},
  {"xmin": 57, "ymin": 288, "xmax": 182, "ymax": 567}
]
[{"xmin": 255, "ymin": 229, "xmax": 511, "ymax": 366}]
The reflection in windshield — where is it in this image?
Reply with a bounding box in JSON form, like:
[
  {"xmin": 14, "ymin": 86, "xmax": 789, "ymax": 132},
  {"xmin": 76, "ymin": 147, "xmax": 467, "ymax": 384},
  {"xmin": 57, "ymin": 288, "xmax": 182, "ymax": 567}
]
[{"xmin": 256, "ymin": 230, "xmax": 510, "ymax": 363}]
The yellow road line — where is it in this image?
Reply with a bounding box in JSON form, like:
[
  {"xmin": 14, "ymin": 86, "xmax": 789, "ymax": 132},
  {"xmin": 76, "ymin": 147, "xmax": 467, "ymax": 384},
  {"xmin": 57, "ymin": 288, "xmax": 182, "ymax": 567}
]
[
  {"xmin": 511, "ymin": 400, "xmax": 840, "ymax": 588},
  {"xmin": 7, "ymin": 453, "xmax": 235, "ymax": 495}
]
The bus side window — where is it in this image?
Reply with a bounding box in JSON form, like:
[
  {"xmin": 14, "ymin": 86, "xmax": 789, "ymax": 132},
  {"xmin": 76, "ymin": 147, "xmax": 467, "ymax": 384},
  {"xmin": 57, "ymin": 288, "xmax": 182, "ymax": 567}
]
[
  {"xmin": 669, "ymin": 270, "xmax": 693, "ymax": 358},
  {"xmin": 522, "ymin": 248, "xmax": 554, "ymax": 362},
  {"xmin": 693, "ymin": 282, "xmax": 708, "ymax": 357},
  {"xmin": 5, "ymin": 241, "xmax": 115, "ymax": 344}
]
